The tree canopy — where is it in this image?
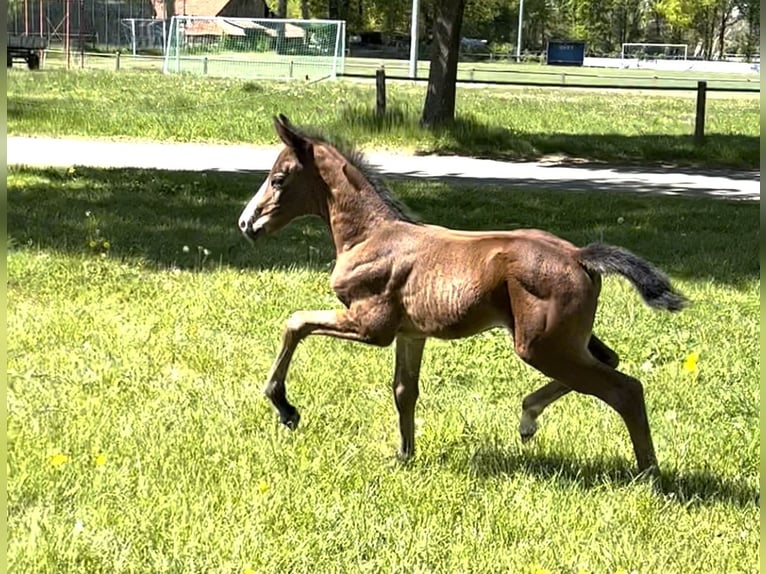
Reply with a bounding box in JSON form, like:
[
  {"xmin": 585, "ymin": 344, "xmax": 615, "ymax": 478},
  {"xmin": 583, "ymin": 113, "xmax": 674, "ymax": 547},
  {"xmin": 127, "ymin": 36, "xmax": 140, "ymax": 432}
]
[{"xmin": 285, "ymin": 0, "xmax": 760, "ymax": 59}]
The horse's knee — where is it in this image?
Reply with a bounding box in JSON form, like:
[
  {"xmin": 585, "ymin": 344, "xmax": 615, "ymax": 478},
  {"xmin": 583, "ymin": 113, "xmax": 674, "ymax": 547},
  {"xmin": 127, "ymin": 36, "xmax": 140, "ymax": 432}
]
[
  {"xmin": 394, "ymin": 380, "xmax": 418, "ymax": 407},
  {"xmin": 284, "ymin": 312, "xmax": 306, "ymax": 337}
]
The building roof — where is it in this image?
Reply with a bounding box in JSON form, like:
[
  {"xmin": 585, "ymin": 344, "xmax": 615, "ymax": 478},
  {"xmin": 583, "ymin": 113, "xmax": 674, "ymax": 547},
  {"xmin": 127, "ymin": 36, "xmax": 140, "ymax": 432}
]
[{"xmin": 153, "ymin": 0, "xmax": 268, "ymax": 20}]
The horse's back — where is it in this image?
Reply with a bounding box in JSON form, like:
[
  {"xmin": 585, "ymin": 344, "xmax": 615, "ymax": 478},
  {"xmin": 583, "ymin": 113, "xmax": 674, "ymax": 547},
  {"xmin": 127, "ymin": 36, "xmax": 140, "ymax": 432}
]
[{"xmin": 395, "ymin": 224, "xmax": 597, "ymax": 339}]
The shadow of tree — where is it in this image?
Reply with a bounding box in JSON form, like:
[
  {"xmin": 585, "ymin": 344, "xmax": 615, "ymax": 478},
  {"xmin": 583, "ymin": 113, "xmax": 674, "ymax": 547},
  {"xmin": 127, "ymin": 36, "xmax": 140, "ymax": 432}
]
[
  {"xmin": 7, "ymin": 165, "xmax": 759, "ymax": 286},
  {"xmin": 466, "ymin": 445, "xmax": 759, "ymax": 509},
  {"xmin": 7, "ymin": 166, "xmax": 336, "ymax": 272},
  {"xmin": 335, "ymin": 104, "xmax": 760, "ymax": 169}
]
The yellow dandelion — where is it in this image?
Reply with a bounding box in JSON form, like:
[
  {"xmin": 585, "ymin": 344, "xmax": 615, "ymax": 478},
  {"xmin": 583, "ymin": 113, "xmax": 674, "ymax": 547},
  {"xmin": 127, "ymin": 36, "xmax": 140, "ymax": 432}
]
[
  {"xmin": 243, "ymin": 568, "xmax": 256, "ymax": 574},
  {"xmin": 682, "ymin": 351, "xmax": 699, "ymax": 374},
  {"xmin": 257, "ymin": 479, "xmax": 270, "ymax": 494},
  {"xmin": 533, "ymin": 569, "xmax": 552, "ymax": 574},
  {"xmin": 577, "ymin": 570, "xmax": 592, "ymax": 574},
  {"xmin": 94, "ymin": 453, "xmax": 107, "ymax": 467},
  {"xmin": 67, "ymin": 167, "xmax": 76, "ymax": 175},
  {"xmin": 88, "ymin": 240, "xmax": 97, "ymax": 248},
  {"xmin": 102, "ymin": 241, "xmax": 111, "ymax": 250},
  {"xmin": 49, "ymin": 453, "xmax": 69, "ymax": 467}
]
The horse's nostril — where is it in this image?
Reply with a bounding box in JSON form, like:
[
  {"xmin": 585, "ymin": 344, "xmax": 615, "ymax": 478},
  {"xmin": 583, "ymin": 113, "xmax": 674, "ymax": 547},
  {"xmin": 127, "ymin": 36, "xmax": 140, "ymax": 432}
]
[{"xmin": 239, "ymin": 220, "xmax": 247, "ymax": 230}]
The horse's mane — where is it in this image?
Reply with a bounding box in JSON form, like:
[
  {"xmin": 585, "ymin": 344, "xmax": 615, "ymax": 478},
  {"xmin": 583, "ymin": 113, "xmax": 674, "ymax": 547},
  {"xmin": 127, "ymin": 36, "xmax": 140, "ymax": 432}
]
[{"xmin": 290, "ymin": 125, "xmax": 420, "ymax": 224}]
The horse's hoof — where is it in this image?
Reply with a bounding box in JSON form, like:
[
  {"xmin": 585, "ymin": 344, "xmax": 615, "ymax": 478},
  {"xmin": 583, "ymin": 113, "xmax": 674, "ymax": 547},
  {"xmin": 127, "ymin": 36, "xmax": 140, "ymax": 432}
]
[
  {"xmin": 396, "ymin": 447, "xmax": 414, "ymax": 462},
  {"xmin": 279, "ymin": 408, "xmax": 301, "ymax": 430},
  {"xmin": 519, "ymin": 416, "xmax": 538, "ymax": 443},
  {"xmin": 635, "ymin": 464, "xmax": 661, "ymax": 482}
]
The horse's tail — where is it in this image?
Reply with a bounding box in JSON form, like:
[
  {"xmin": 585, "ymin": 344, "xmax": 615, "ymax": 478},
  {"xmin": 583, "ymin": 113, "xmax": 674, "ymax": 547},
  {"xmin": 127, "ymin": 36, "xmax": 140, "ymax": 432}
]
[{"xmin": 578, "ymin": 242, "xmax": 688, "ymax": 312}]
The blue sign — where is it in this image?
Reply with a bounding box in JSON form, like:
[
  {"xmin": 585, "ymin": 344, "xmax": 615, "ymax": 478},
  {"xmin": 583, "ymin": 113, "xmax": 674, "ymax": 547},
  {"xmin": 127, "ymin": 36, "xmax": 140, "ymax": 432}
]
[{"xmin": 547, "ymin": 41, "xmax": 586, "ymax": 66}]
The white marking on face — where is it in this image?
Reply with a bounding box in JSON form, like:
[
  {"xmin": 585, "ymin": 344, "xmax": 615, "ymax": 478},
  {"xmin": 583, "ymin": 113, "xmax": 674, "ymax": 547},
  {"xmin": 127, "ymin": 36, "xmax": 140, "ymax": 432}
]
[{"xmin": 238, "ymin": 178, "xmax": 270, "ymax": 234}]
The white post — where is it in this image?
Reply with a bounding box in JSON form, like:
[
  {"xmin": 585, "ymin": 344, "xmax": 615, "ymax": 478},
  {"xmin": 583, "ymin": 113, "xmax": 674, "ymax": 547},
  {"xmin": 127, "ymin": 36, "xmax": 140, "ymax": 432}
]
[
  {"xmin": 515, "ymin": 0, "xmax": 524, "ymax": 62},
  {"xmin": 340, "ymin": 20, "xmax": 346, "ymax": 74},
  {"xmin": 332, "ymin": 20, "xmax": 342, "ymax": 79},
  {"xmin": 175, "ymin": 17, "xmax": 181, "ymax": 72},
  {"xmin": 162, "ymin": 17, "xmax": 172, "ymax": 73},
  {"xmin": 409, "ymin": 0, "xmax": 419, "ymax": 79},
  {"xmin": 131, "ymin": 18, "xmax": 136, "ymax": 56}
]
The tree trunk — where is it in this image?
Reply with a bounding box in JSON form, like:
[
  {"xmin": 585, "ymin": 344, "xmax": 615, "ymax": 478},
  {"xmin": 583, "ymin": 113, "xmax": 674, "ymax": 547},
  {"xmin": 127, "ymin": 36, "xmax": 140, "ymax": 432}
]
[
  {"xmin": 421, "ymin": 0, "xmax": 466, "ymax": 127},
  {"xmin": 300, "ymin": 0, "xmax": 309, "ymax": 19},
  {"xmin": 277, "ymin": 0, "xmax": 287, "ymax": 18},
  {"xmin": 329, "ymin": 0, "xmax": 347, "ymax": 20},
  {"xmin": 717, "ymin": 3, "xmax": 729, "ymax": 60}
]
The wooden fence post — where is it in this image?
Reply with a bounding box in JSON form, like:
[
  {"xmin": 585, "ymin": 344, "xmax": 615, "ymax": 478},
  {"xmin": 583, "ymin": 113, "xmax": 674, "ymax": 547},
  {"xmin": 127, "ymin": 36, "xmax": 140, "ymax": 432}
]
[
  {"xmin": 203, "ymin": 56, "xmax": 208, "ymax": 75},
  {"xmin": 694, "ymin": 80, "xmax": 707, "ymax": 144},
  {"xmin": 376, "ymin": 67, "xmax": 386, "ymax": 117},
  {"xmin": 115, "ymin": 50, "xmax": 120, "ymax": 72}
]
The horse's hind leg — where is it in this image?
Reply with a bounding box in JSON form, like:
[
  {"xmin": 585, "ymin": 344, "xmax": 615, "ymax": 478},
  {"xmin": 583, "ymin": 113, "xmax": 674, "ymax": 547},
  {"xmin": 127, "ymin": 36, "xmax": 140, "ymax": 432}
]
[
  {"xmin": 392, "ymin": 336, "xmax": 426, "ymax": 460},
  {"xmin": 519, "ymin": 380, "xmax": 569, "ymax": 442},
  {"xmin": 519, "ymin": 335, "xmax": 619, "ymax": 442},
  {"xmin": 525, "ymin": 348, "xmax": 658, "ymax": 473}
]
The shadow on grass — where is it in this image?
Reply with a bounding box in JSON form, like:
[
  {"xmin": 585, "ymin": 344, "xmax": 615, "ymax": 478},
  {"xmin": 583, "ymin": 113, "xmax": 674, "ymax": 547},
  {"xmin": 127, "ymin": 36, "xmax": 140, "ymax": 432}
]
[
  {"xmin": 7, "ymin": 166, "xmax": 335, "ymax": 272},
  {"xmin": 7, "ymin": 165, "xmax": 759, "ymax": 286},
  {"xmin": 335, "ymin": 104, "xmax": 760, "ymax": 170},
  {"xmin": 467, "ymin": 446, "xmax": 759, "ymax": 508}
]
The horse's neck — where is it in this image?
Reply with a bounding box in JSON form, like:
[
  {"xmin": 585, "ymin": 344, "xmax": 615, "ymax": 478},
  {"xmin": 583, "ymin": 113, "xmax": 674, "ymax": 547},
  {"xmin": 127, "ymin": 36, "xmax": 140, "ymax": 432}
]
[
  {"xmin": 322, "ymin": 171, "xmax": 397, "ymax": 254},
  {"xmin": 313, "ymin": 146, "xmax": 399, "ymax": 253}
]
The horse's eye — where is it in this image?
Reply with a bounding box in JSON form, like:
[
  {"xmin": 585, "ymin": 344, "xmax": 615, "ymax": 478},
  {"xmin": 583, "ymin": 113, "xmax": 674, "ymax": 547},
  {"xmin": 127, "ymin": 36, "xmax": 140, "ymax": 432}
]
[{"xmin": 271, "ymin": 174, "xmax": 286, "ymax": 188}]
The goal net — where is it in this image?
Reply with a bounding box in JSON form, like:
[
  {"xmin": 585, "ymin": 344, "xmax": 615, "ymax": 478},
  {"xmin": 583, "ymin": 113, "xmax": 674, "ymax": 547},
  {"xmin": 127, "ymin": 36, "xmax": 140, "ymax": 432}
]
[
  {"xmin": 121, "ymin": 18, "xmax": 168, "ymax": 55},
  {"xmin": 163, "ymin": 16, "xmax": 346, "ymax": 81},
  {"xmin": 620, "ymin": 43, "xmax": 688, "ymax": 61}
]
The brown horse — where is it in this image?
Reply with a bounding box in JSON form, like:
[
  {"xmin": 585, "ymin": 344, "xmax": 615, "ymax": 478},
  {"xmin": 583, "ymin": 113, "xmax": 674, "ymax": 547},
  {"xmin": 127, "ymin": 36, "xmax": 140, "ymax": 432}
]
[{"xmin": 238, "ymin": 114, "xmax": 687, "ymax": 474}]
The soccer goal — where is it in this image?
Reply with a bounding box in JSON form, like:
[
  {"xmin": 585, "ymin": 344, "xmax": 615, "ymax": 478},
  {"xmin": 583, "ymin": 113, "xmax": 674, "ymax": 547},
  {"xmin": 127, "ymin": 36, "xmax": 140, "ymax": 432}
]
[
  {"xmin": 620, "ymin": 43, "xmax": 688, "ymax": 62},
  {"xmin": 121, "ymin": 18, "xmax": 168, "ymax": 55},
  {"xmin": 163, "ymin": 16, "xmax": 346, "ymax": 81}
]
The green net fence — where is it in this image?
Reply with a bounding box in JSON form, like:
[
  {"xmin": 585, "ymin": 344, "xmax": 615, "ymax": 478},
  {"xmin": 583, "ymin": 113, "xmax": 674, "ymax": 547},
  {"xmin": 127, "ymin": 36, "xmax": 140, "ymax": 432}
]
[{"xmin": 164, "ymin": 17, "xmax": 346, "ymax": 81}]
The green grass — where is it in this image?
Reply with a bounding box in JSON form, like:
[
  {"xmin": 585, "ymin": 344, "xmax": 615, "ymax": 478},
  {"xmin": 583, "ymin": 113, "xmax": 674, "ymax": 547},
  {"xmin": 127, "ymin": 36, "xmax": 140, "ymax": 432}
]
[
  {"xmin": 7, "ymin": 165, "xmax": 759, "ymax": 573},
  {"xmin": 7, "ymin": 69, "xmax": 760, "ymax": 168},
  {"xmin": 41, "ymin": 49, "xmax": 761, "ymax": 90}
]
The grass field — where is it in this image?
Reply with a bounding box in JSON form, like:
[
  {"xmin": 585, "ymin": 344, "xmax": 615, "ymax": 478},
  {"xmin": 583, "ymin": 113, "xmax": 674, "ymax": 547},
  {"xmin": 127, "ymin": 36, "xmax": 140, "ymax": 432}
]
[
  {"xmin": 40, "ymin": 49, "xmax": 761, "ymax": 91},
  {"xmin": 7, "ymin": 165, "xmax": 759, "ymax": 573},
  {"xmin": 7, "ymin": 69, "xmax": 760, "ymax": 168}
]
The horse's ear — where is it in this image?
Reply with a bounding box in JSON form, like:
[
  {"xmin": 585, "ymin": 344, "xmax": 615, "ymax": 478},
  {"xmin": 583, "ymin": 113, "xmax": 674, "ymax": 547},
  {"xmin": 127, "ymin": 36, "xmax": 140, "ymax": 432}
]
[
  {"xmin": 273, "ymin": 115, "xmax": 311, "ymax": 157},
  {"xmin": 342, "ymin": 161, "xmax": 369, "ymax": 190}
]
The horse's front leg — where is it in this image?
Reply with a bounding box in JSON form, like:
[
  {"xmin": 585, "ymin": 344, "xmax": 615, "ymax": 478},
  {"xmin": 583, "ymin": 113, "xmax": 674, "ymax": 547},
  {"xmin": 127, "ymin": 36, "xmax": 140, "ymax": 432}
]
[
  {"xmin": 264, "ymin": 309, "xmax": 388, "ymax": 429},
  {"xmin": 393, "ymin": 336, "xmax": 426, "ymax": 460}
]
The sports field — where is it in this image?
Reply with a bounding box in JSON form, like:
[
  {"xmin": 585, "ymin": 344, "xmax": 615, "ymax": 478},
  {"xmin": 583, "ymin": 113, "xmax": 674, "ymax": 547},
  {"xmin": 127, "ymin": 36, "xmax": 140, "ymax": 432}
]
[
  {"xmin": 6, "ymin": 58, "xmax": 760, "ymax": 574},
  {"xmin": 38, "ymin": 48, "xmax": 761, "ymax": 91}
]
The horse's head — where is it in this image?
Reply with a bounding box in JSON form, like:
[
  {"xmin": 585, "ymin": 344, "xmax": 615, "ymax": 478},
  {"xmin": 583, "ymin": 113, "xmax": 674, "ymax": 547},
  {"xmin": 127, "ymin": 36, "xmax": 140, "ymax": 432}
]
[{"xmin": 238, "ymin": 114, "xmax": 324, "ymax": 241}]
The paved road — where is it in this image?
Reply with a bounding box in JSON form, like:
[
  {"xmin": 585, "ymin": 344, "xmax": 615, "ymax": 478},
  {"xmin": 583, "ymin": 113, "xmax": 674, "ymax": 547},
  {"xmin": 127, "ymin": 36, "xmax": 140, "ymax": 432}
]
[{"xmin": 7, "ymin": 136, "xmax": 760, "ymax": 201}]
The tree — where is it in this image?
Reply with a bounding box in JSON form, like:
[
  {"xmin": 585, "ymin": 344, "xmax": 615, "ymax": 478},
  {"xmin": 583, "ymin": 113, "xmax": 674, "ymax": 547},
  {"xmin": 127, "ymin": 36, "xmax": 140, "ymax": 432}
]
[
  {"xmin": 421, "ymin": 0, "xmax": 467, "ymax": 127},
  {"xmin": 737, "ymin": 0, "xmax": 760, "ymax": 60}
]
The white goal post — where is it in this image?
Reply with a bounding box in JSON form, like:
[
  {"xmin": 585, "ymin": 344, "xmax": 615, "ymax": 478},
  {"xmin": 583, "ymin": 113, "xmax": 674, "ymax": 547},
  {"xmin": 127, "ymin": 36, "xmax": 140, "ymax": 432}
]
[
  {"xmin": 163, "ymin": 16, "xmax": 346, "ymax": 81},
  {"xmin": 620, "ymin": 43, "xmax": 688, "ymax": 61}
]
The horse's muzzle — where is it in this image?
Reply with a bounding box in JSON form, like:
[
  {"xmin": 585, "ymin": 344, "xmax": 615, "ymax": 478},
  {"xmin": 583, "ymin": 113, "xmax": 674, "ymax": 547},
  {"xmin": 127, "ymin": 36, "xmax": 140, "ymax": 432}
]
[{"xmin": 239, "ymin": 217, "xmax": 262, "ymax": 242}]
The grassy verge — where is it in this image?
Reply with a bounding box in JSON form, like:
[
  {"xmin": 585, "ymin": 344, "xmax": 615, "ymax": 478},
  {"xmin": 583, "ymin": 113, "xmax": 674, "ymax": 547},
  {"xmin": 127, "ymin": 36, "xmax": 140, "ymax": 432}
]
[
  {"xmin": 8, "ymin": 166, "xmax": 759, "ymax": 573},
  {"xmin": 41, "ymin": 49, "xmax": 761, "ymax": 90},
  {"xmin": 7, "ymin": 69, "xmax": 760, "ymax": 168}
]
